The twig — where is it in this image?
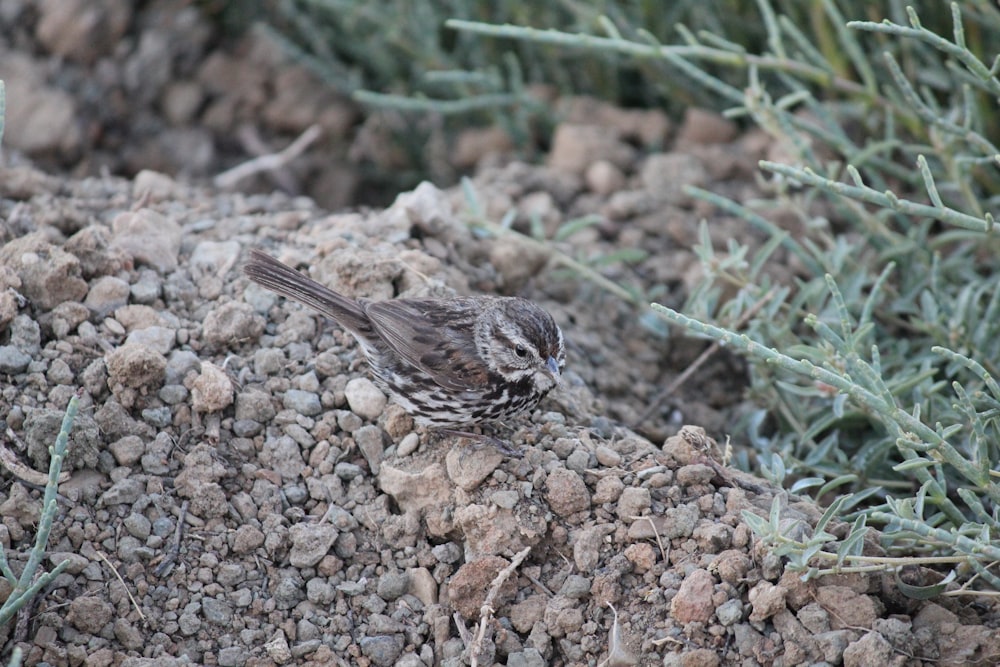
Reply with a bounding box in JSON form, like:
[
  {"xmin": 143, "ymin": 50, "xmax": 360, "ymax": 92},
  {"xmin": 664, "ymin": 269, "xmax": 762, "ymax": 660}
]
[
  {"xmin": 633, "ymin": 288, "xmax": 776, "ymax": 428},
  {"xmin": 154, "ymin": 500, "xmax": 189, "ymax": 577},
  {"xmin": 214, "ymin": 124, "xmax": 322, "ymax": 189},
  {"xmin": 469, "ymin": 546, "xmax": 532, "ymax": 667},
  {"xmin": 96, "ymin": 551, "xmax": 146, "ymax": 623},
  {"xmin": 638, "ymin": 516, "xmax": 668, "ymax": 563},
  {"xmin": 1, "ymin": 429, "xmax": 70, "ymax": 485}
]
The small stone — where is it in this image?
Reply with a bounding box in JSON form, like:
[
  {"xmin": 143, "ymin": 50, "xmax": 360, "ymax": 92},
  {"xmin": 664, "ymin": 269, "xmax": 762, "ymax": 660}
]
[
  {"xmin": 355, "ymin": 424, "xmax": 385, "ymax": 473},
  {"xmin": 617, "ymin": 487, "xmax": 652, "ymax": 520},
  {"xmin": 217, "ymin": 646, "xmax": 248, "ymax": 667},
  {"xmin": 125, "ymin": 326, "xmax": 176, "ymax": 355},
  {"xmin": 265, "ymin": 630, "xmax": 292, "ymax": 664},
  {"xmin": 84, "ymin": 275, "xmax": 130, "ymax": 316},
  {"xmin": 359, "ymin": 635, "xmax": 405, "ymax": 667},
  {"xmin": 188, "ymin": 361, "xmax": 234, "ymax": 412},
  {"xmin": 544, "ymin": 468, "xmax": 591, "ymax": 518},
  {"xmin": 449, "ymin": 556, "xmax": 517, "ymax": 619},
  {"xmin": 670, "ymin": 568, "xmax": 714, "ymax": 623},
  {"xmin": 260, "ymin": 435, "xmax": 306, "ymax": 480},
  {"xmin": 105, "ymin": 343, "xmax": 167, "ymax": 390},
  {"xmin": 446, "ymin": 446, "xmax": 502, "ymax": 492},
  {"xmin": 594, "ymin": 445, "xmax": 621, "ymax": 467},
  {"xmin": 141, "ymin": 406, "xmax": 171, "ymax": 427},
  {"xmin": 235, "ymin": 387, "xmax": 276, "ymax": 422},
  {"xmin": 639, "ymin": 153, "xmax": 708, "ymax": 205},
  {"xmin": 289, "ymin": 523, "xmax": 339, "ymax": 568},
  {"xmin": 0, "ymin": 346, "xmax": 31, "ymax": 373},
  {"xmin": 123, "ymin": 513, "xmax": 151, "ymax": 540},
  {"xmin": 676, "ymin": 107, "xmax": 738, "ymax": 145},
  {"xmin": 334, "ymin": 462, "xmax": 363, "ymax": 480},
  {"xmin": 232, "ymin": 525, "xmax": 265, "ymax": 555},
  {"xmin": 547, "ymin": 123, "xmax": 635, "ymax": 174},
  {"xmin": 202, "ymin": 301, "xmax": 265, "ymax": 347},
  {"xmin": 158, "ymin": 384, "xmax": 189, "ymax": 405},
  {"xmin": 747, "ymin": 581, "xmax": 785, "ymax": 623},
  {"xmin": 397, "ymin": 432, "xmax": 420, "ymax": 456},
  {"xmin": 109, "ymin": 435, "xmax": 144, "ymax": 466},
  {"xmin": 99, "ymin": 478, "xmax": 144, "ymax": 506},
  {"xmin": 584, "ymin": 160, "xmax": 626, "ymax": 196},
  {"xmin": 130, "ymin": 269, "xmax": 161, "ymax": 303},
  {"xmin": 202, "ymin": 597, "xmax": 234, "ymax": 625},
  {"xmin": 46, "ymin": 358, "xmax": 74, "ymax": 384},
  {"xmin": 406, "ymin": 567, "xmax": 438, "ymax": 607},
  {"xmin": 716, "ymin": 598, "xmax": 744, "ymax": 626},
  {"xmin": 344, "ymin": 377, "xmax": 387, "ymax": 420},
  {"xmin": 565, "ymin": 449, "xmax": 590, "ymax": 472},
  {"xmin": 110, "ymin": 209, "xmax": 182, "ymax": 273},
  {"xmin": 376, "ymin": 571, "xmax": 409, "ymax": 601},
  {"xmin": 283, "ymin": 389, "xmax": 321, "ymax": 416},
  {"xmin": 66, "ymin": 596, "xmax": 113, "ymax": 634}
]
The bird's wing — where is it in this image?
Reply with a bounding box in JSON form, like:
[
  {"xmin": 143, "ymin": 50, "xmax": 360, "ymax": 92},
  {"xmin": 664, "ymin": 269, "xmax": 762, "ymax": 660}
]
[{"xmin": 363, "ymin": 299, "xmax": 490, "ymax": 392}]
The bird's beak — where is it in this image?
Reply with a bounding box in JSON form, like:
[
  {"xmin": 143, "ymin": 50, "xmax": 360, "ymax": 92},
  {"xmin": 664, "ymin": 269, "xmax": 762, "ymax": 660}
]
[{"xmin": 546, "ymin": 356, "xmax": 561, "ymax": 377}]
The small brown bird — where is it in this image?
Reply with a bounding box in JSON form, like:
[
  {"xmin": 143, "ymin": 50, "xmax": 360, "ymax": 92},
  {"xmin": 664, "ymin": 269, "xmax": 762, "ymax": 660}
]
[{"xmin": 243, "ymin": 250, "xmax": 564, "ymax": 451}]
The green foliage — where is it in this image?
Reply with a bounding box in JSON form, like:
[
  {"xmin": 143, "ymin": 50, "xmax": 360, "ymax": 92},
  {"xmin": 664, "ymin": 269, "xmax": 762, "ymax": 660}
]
[
  {"xmin": 444, "ymin": 1, "xmax": 1000, "ymax": 590},
  {"xmin": 1, "ymin": 394, "xmax": 77, "ymax": 627},
  {"xmin": 645, "ymin": 3, "xmax": 999, "ymax": 589}
]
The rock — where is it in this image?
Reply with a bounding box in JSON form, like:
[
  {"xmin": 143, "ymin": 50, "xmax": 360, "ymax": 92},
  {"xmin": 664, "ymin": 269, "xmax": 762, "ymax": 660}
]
[
  {"xmin": 85, "ymin": 276, "xmax": 131, "ymax": 316},
  {"xmin": 188, "ymin": 361, "xmax": 234, "ymax": 412},
  {"xmin": 289, "ymin": 523, "xmax": 338, "ymax": 568},
  {"xmin": 670, "ymin": 568, "xmax": 715, "ymax": 623},
  {"xmin": 35, "ymin": 0, "xmax": 131, "ymax": 64},
  {"xmin": 2, "ymin": 53, "xmax": 82, "ymax": 156},
  {"xmin": 445, "ymin": 446, "xmax": 503, "ymax": 491},
  {"xmin": 125, "ymin": 326, "xmax": 176, "ymax": 355},
  {"xmin": 448, "ymin": 556, "xmax": 515, "ymax": 619},
  {"xmin": 110, "ymin": 209, "xmax": 183, "ymax": 273},
  {"xmin": 202, "ymin": 301, "xmax": 265, "ymax": 346},
  {"xmin": 547, "ymin": 124, "xmax": 635, "ymax": 175},
  {"xmin": 639, "ymin": 153, "xmax": 708, "ymax": 205},
  {"xmin": 283, "ymin": 389, "xmax": 321, "ymax": 416},
  {"xmin": 544, "ymin": 468, "xmax": 591, "ymax": 518},
  {"xmin": 378, "ymin": 463, "xmax": 451, "ymax": 514},
  {"xmin": 345, "ymin": 377, "xmax": 387, "ymax": 420},
  {"xmin": 106, "ymin": 343, "xmax": 167, "ymax": 396},
  {"xmin": 616, "ymin": 486, "xmax": 651, "ymax": 520},
  {"xmin": 676, "ymin": 107, "xmax": 739, "ymax": 145},
  {"xmin": 0, "ymin": 346, "xmax": 31, "ymax": 373},
  {"xmin": 66, "ymin": 596, "xmax": 113, "ymax": 634},
  {"xmin": 0, "ymin": 232, "xmax": 88, "ymax": 309}
]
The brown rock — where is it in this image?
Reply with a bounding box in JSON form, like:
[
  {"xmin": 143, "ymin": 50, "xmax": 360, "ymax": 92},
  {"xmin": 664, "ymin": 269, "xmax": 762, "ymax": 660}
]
[
  {"xmin": 448, "ymin": 555, "xmax": 515, "ymax": 619},
  {"xmin": 66, "ymin": 596, "xmax": 113, "ymax": 634},
  {"xmin": 670, "ymin": 568, "xmax": 715, "ymax": 623},
  {"xmin": 748, "ymin": 581, "xmax": 787, "ymax": 622},
  {"xmin": 675, "ymin": 107, "xmax": 739, "ymax": 145},
  {"xmin": 36, "ymin": 0, "xmax": 131, "ymax": 64},
  {"xmin": 547, "ymin": 124, "xmax": 636, "ymax": 175},
  {"xmin": 815, "ymin": 585, "xmax": 882, "ymax": 629},
  {"xmin": 544, "ymin": 468, "xmax": 591, "ymax": 518},
  {"xmin": 0, "ymin": 233, "xmax": 88, "ymax": 310}
]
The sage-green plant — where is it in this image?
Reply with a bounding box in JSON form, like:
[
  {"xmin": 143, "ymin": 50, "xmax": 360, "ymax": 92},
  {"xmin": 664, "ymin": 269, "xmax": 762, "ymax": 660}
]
[
  {"xmin": 0, "ymin": 393, "xmax": 78, "ymax": 627},
  {"xmin": 444, "ymin": 1, "xmax": 1000, "ymax": 591}
]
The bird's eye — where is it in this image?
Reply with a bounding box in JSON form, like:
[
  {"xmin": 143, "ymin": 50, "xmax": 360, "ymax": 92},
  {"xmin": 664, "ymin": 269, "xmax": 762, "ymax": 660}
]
[{"xmin": 514, "ymin": 345, "xmax": 528, "ymax": 358}]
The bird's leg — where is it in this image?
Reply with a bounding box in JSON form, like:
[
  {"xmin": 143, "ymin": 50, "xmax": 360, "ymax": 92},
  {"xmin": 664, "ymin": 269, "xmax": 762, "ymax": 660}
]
[{"xmin": 435, "ymin": 428, "xmax": 523, "ymax": 458}]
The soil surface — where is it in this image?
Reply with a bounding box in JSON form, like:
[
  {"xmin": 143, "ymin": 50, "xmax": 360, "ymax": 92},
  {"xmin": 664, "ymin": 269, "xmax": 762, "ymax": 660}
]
[{"xmin": 2, "ymin": 2, "xmax": 1000, "ymax": 667}]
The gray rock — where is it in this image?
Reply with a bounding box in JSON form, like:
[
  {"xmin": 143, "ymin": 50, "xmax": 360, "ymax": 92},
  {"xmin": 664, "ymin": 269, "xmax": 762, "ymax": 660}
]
[
  {"xmin": 288, "ymin": 522, "xmax": 338, "ymax": 568},
  {"xmin": 283, "ymin": 389, "xmax": 321, "ymax": 416},
  {"xmin": 0, "ymin": 346, "xmax": 31, "ymax": 373},
  {"xmin": 344, "ymin": 377, "xmax": 387, "ymax": 420},
  {"xmin": 359, "ymin": 635, "xmax": 405, "ymax": 667}
]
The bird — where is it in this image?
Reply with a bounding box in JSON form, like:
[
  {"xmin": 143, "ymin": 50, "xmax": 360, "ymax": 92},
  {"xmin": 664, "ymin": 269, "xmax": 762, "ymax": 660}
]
[{"xmin": 243, "ymin": 250, "xmax": 565, "ymax": 454}]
